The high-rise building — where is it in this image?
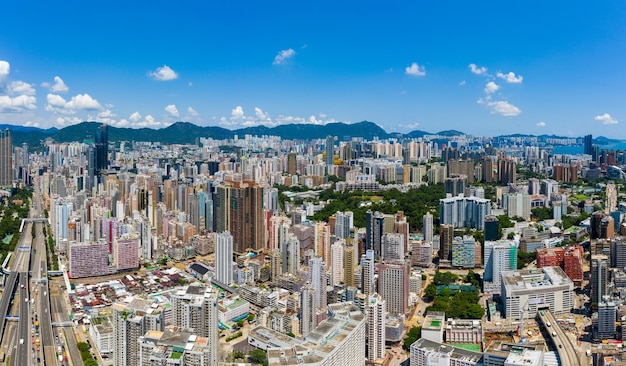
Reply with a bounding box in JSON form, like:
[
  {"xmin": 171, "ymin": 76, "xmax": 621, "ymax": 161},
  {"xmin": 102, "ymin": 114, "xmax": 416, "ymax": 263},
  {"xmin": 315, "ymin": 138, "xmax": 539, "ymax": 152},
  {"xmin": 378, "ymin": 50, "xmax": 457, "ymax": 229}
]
[
  {"xmin": 484, "ymin": 215, "xmax": 500, "ymax": 241},
  {"xmin": 325, "ymin": 135, "xmax": 335, "ymax": 166},
  {"xmin": 382, "ymin": 233, "xmax": 405, "ymax": 261},
  {"xmin": 439, "ymin": 224, "xmax": 454, "ymax": 261},
  {"xmin": 394, "ymin": 211, "xmax": 410, "ymax": 252},
  {"xmin": 309, "ymin": 256, "xmax": 327, "ymax": 311},
  {"xmin": 423, "ymin": 212, "xmax": 433, "ymax": 243},
  {"xmin": 287, "ymin": 152, "xmax": 297, "ymax": 176},
  {"xmin": 215, "ymin": 176, "xmax": 264, "ymax": 253},
  {"xmin": 482, "ymin": 156, "xmax": 495, "ymax": 183},
  {"xmin": 330, "ymin": 241, "xmax": 344, "ymax": 286},
  {"xmin": 378, "ymin": 260, "xmax": 409, "ymax": 315},
  {"xmin": 591, "ymin": 255, "xmax": 609, "ymax": 306},
  {"xmin": 439, "ymin": 195, "xmax": 491, "ymax": 230},
  {"xmin": 114, "ymin": 237, "xmax": 140, "ymax": 272},
  {"xmin": 169, "ymin": 285, "xmax": 219, "ymax": 365},
  {"xmin": 503, "ymin": 193, "xmax": 531, "ymax": 220},
  {"xmin": 483, "ymin": 240, "xmax": 517, "ymax": 294},
  {"xmin": 95, "ymin": 123, "xmax": 108, "ymax": 175},
  {"xmin": 69, "ymin": 240, "xmax": 110, "ymax": 278},
  {"xmin": 0, "ymin": 129, "xmax": 12, "ymax": 187},
  {"xmin": 451, "ymin": 235, "xmax": 477, "ymax": 268},
  {"xmin": 444, "ymin": 174, "xmax": 468, "ymax": 196},
  {"xmin": 498, "ymin": 158, "xmax": 516, "ymax": 184},
  {"xmin": 300, "ymin": 283, "xmax": 316, "ymax": 336},
  {"xmin": 343, "ymin": 242, "xmax": 356, "ymax": 287},
  {"xmin": 215, "ymin": 231, "xmax": 234, "ymax": 285},
  {"xmin": 597, "ymin": 296, "xmax": 617, "ymax": 339},
  {"xmin": 335, "ymin": 211, "xmax": 353, "ymax": 239},
  {"xmin": 367, "ymin": 293, "xmax": 386, "ymax": 362},
  {"xmin": 361, "ymin": 249, "xmax": 375, "ymax": 296},
  {"xmin": 606, "ymin": 182, "xmax": 618, "ymax": 213},
  {"xmin": 584, "ymin": 134, "xmax": 593, "ymax": 156},
  {"xmin": 112, "ymin": 297, "xmax": 165, "ymax": 366}
]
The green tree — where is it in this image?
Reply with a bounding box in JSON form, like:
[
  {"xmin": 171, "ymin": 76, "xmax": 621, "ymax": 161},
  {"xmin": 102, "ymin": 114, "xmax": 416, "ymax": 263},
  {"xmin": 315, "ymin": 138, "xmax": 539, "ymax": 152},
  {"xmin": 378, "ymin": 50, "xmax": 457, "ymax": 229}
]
[
  {"xmin": 247, "ymin": 313, "xmax": 256, "ymax": 322},
  {"xmin": 403, "ymin": 326, "xmax": 422, "ymax": 350},
  {"xmin": 249, "ymin": 349, "xmax": 268, "ymax": 366},
  {"xmin": 77, "ymin": 342, "xmax": 90, "ymax": 352},
  {"xmin": 424, "ymin": 283, "xmax": 437, "ymax": 300},
  {"xmin": 232, "ymin": 350, "xmax": 246, "ymax": 361}
]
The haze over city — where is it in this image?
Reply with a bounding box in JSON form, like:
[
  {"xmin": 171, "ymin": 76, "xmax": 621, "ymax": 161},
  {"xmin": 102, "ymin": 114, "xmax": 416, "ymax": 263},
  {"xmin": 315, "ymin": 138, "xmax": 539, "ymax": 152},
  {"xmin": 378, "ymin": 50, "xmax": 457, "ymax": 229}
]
[{"xmin": 1, "ymin": 1, "xmax": 626, "ymax": 138}]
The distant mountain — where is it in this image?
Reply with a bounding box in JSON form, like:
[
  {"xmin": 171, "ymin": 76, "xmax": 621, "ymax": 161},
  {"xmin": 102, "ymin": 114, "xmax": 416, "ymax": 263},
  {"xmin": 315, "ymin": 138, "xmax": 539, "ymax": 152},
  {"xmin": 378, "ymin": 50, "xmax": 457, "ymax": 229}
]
[
  {"xmin": 5, "ymin": 120, "xmax": 391, "ymax": 147},
  {"xmin": 0, "ymin": 124, "xmax": 57, "ymax": 134},
  {"xmin": 5, "ymin": 121, "xmax": 624, "ymax": 148},
  {"xmin": 404, "ymin": 130, "xmax": 432, "ymax": 138},
  {"xmin": 436, "ymin": 130, "xmax": 464, "ymax": 136}
]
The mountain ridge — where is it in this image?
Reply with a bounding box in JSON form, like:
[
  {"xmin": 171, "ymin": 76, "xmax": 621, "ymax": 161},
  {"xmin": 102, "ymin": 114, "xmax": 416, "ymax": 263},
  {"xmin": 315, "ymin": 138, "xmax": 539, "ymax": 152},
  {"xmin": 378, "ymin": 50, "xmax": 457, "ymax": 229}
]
[{"xmin": 2, "ymin": 121, "xmax": 623, "ymax": 147}]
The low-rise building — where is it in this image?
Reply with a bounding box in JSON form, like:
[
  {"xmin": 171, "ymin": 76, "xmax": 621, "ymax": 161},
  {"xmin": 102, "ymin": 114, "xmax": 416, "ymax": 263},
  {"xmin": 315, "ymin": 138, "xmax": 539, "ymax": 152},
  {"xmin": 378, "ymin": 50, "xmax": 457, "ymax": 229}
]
[
  {"xmin": 410, "ymin": 337, "xmax": 483, "ymax": 366},
  {"xmin": 501, "ymin": 266, "xmax": 574, "ymax": 320}
]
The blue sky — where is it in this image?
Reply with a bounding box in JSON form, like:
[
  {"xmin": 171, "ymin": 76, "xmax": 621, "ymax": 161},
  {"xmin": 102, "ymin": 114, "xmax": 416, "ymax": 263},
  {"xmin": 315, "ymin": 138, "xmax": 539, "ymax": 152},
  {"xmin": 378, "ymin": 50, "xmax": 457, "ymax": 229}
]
[{"xmin": 1, "ymin": 1, "xmax": 626, "ymax": 138}]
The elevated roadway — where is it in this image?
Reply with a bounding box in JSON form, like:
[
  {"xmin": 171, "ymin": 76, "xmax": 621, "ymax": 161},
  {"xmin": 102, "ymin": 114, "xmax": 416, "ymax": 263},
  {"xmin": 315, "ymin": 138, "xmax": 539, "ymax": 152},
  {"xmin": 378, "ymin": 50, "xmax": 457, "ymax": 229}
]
[{"xmin": 537, "ymin": 309, "xmax": 586, "ymax": 366}]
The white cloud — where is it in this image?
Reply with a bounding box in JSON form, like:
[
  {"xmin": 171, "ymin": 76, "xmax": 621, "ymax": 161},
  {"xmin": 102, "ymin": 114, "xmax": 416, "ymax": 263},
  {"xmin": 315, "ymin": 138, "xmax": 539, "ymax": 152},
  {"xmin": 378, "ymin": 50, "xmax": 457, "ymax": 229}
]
[
  {"xmin": 405, "ymin": 62, "xmax": 426, "ymax": 76},
  {"xmin": 42, "ymin": 76, "xmax": 69, "ymax": 93},
  {"xmin": 45, "ymin": 93, "xmax": 102, "ymax": 114},
  {"xmin": 254, "ymin": 107, "xmax": 272, "ymax": 124},
  {"xmin": 148, "ymin": 65, "xmax": 178, "ymax": 81},
  {"xmin": 186, "ymin": 107, "xmax": 198, "ymax": 117},
  {"xmin": 8, "ymin": 81, "xmax": 36, "ymax": 95},
  {"xmin": 0, "ymin": 60, "xmax": 9, "ymax": 80},
  {"xmin": 23, "ymin": 121, "xmax": 40, "ymax": 127},
  {"xmin": 231, "ymin": 106, "xmax": 245, "ymax": 120},
  {"xmin": 67, "ymin": 93, "xmax": 102, "ymax": 110},
  {"xmin": 273, "ymin": 48, "xmax": 296, "ymax": 65},
  {"xmin": 0, "ymin": 95, "xmax": 37, "ymax": 112},
  {"xmin": 497, "ymin": 71, "xmax": 523, "ymax": 83},
  {"xmin": 484, "ymin": 81, "xmax": 500, "ymax": 94},
  {"xmin": 129, "ymin": 111, "xmax": 142, "ymax": 122},
  {"xmin": 486, "ymin": 100, "xmax": 521, "ymax": 117},
  {"xmin": 459, "ymin": 80, "xmax": 466, "ymax": 86},
  {"xmin": 219, "ymin": 105, "xmax": 338, "ymax": 128},
  {"xmin": 468, "ymin": 63, "xmax": 487, "ymax": 75},
  {"xmin": 165, "ymin": 104, "xmax": 179, "ymax": 117},
  {"xmin": 594, "ymin": 113, "xmax": 618, "ymax": 125},
  {"xmin": 536, "ymin": 121, "xmax": 546, "ymax": 127},
  {"xmin": 55, "ymin": 116, "xmax": 83, "ymax": 126}
]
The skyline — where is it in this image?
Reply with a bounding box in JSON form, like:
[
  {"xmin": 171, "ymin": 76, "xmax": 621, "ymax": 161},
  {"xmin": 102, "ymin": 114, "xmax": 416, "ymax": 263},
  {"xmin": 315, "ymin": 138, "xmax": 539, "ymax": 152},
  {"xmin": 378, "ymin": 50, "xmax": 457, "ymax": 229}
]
[{"xmin": 1, "ymin": 2, "xmax": 626, "ymax": 138}]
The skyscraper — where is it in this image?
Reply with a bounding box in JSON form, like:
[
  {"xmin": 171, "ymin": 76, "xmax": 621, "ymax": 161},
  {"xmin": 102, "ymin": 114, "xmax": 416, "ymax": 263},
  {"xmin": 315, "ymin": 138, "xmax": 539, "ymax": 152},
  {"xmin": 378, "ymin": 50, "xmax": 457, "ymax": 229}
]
[
  {"xmin": 215, "ymin": 231, "xmax": 233, "ymax": 285},
  {"xmin": 484, "ymin": 215, "xmax": 499, "ymax": 241},
  {"xmin": 215, "ymin": 176, "xmax": 265, "ymax": 253},
  {"xmin": 378, "ymin": 261, "xmax": 410, "ymax": 315},
  {"xmin": 309, "ymin": 256, "xmax": 327, "ymax": 311},
  {"xmin": 439, "ymin": 224, "xmax": 454, "ymax": 261},
  {"xmin": 0, "ymin": 129, "xmax": 12, "ymax": 187},
  {"xmin": 584, "ymin": 134, "xmax": 593, "ymax": 156},
  {"xmin": 597, "ymin": 296, "xmax": 617, "ymax": 339},
  {"xmin": 367, "ymin": 293, "xmax": 386, "ymax": 362},
  {"xmin": 330, "ymin": 241, "xmax": 344, "ymax": 286},
  {"xmin": 423, "ymin": 212, "xmax": 433, "ymax": 243},
  {"xmin": 325, "ymin": 135, "xmax": 335, "ymax": 166},
  {"xmin": 95, "ymin": 123, "xmax": 108, "ymax": 175},
  {"xmin": 361, "ymin": 249, "xmax": 375, "ymax": 296},
  {"xmin": 591, "ymin": 255, "xmax": 609, "ymax": 306},
  {"xmin": 300, "ymin": 283, "xmax": 316, "ymax": 336},
  {"xmin": 287, "ymin": 152, "xmax": 297, "ymax": 175},
  {"xmin": 343, "ymin": 243, "xmax": 356, "ymax": 287}
]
